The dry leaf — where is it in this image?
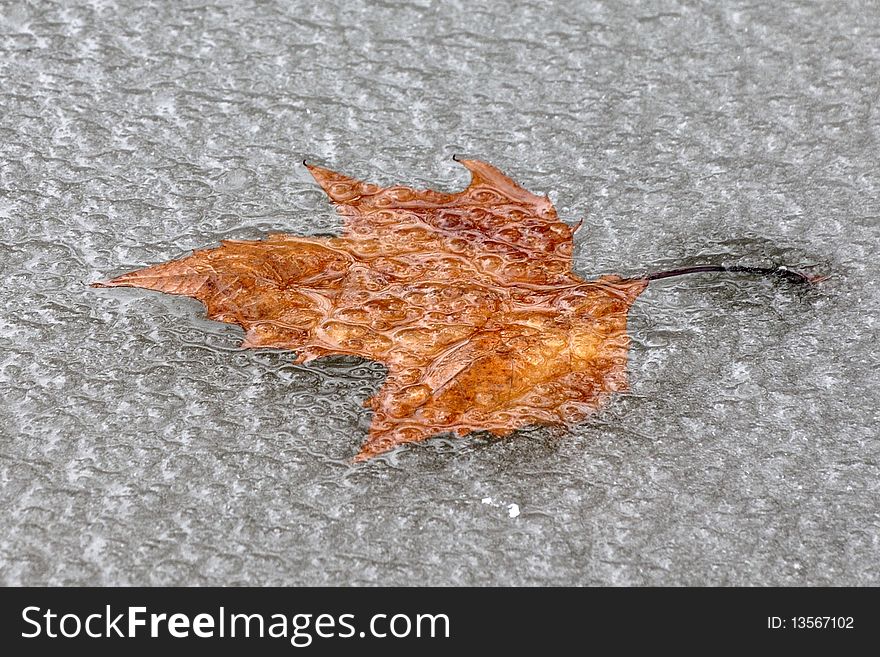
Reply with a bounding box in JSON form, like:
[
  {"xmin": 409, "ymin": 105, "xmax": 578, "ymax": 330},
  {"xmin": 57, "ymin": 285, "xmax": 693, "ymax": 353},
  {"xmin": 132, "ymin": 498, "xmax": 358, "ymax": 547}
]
[{"xmin": 93, "ymin": 158, "xmax": 750, "ymax": 459}]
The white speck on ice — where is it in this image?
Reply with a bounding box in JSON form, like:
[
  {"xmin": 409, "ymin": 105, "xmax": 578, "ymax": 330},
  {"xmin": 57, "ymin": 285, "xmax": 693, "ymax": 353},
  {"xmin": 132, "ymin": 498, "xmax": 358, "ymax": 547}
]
[{"xmin": 481, "ymin": 496, "xmax": 520, "ymax": 518}]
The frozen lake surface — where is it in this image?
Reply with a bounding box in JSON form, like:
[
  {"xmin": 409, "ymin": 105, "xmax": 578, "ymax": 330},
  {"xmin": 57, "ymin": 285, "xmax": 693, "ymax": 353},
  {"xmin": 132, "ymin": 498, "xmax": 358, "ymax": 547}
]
[{"xmin": 1, "ymin": 0, "xmax": 878, "ymax": 585}]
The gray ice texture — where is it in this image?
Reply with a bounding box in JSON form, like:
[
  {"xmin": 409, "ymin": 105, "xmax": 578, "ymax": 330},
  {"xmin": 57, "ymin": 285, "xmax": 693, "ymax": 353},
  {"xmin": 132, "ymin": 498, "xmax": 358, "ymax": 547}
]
[{"xmin": 1, "ymin": 0, "xmax": 878, "ymax": 585}]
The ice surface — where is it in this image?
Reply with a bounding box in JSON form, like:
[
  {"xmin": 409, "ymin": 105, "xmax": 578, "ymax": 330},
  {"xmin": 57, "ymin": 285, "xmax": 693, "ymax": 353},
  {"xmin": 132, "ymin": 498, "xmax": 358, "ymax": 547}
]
[{"xmin": 1, "ymin": 0, "xmax": 878, "ymax": 585}]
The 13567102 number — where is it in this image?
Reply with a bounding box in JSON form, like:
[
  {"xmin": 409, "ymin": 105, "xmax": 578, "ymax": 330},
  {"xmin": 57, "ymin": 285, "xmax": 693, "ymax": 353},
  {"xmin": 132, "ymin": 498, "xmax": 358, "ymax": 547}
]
[{"xmin": 790, "ymin": 617, "xmax": 854, "ymax": 629}]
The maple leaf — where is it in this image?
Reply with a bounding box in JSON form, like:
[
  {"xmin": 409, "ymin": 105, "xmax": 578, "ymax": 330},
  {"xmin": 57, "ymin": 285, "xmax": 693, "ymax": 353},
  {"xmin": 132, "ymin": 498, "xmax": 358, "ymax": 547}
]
[{"xmin": 93, "ymin": 158, "xmax": 819, "ymax": 460}]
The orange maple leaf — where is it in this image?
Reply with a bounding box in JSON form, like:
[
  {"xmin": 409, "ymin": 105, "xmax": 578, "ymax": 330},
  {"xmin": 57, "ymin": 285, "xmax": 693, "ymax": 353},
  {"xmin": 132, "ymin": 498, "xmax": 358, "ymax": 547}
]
[{"xmin": 94, "ymin": 158, "xmax": 819, "ymax": 460}]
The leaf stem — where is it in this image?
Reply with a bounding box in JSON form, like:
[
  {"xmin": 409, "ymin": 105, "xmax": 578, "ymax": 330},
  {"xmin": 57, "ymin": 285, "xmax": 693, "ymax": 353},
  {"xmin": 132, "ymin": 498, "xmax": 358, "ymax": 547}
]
[{"xmin": 645, "ymin": 264, "xmax": 826, "ymax": 285}]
